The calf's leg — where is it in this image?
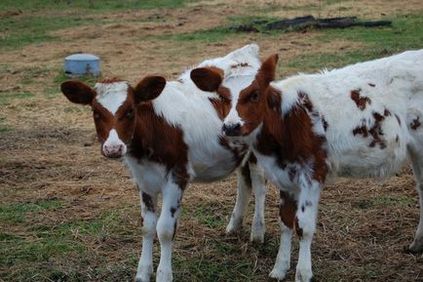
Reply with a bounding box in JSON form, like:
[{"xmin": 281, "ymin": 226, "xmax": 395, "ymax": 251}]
[
  {"xmin": 226, "ymin": 163, "xmax": 252, "ymax": 234},
  {"xmin": 269, "ymin": 191, "xmax": 295, "ymax": 280},
  {"xmin": 295, "ymin": 181, "xmax": 321, "ymax": 282},
  {"xmin": 249, "ymin": 161, "xmax": 267, "ymax": 243},
  {"xmin": 156, "ymin": 180, "xmax": 184, "ymax": 282},
  {"xmin": 136, "ymin": 191, "xmax": 158, "ymax": 282}
]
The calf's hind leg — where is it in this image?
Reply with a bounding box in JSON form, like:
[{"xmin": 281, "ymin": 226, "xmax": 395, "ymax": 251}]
[
  {"xmin": 226, "ymin": 163, "xmax": 253, "ymax": 234},
  {"xmin": 226, "ymin": 155, "xmax": 267, "ymax": 243}
]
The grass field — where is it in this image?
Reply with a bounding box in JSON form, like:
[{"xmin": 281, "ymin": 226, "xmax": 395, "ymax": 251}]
[{"xmin": 1, "ymin": 0, "xmax": 423, "ymax": 281}]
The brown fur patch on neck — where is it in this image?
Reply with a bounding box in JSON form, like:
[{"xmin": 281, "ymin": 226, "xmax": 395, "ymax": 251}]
[
  {"xmin": 257, "ymin": 96, "xmax": 328, "ymax": 183},
  {"xmin": 129, "ymin": 102, "xmax": 189, "ymax": 189}
]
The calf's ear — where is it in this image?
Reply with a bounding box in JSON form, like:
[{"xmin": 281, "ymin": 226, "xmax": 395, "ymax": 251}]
[
  {"xmin": 61, "ymin": 81, "xmax": 96, "ymax": 105},
  {"xmin": 257, "ymin": 54, "xmax": 279, "ymax": 88},
  {"xmin": 190, "ymin": 67, "xmax": 223, "ymax": 92},
  {"xmin": 133, "ymin": 76, "xmax": 166, "ymax": 103}
]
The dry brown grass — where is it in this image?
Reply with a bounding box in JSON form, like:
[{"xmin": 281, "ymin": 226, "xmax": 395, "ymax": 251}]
[{"xmin": 1, "ymin": 0, "xmax": 423, "ymax": 281}]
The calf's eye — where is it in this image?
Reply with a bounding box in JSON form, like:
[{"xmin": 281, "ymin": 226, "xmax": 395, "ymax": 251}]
[
  {"xmin": 250, "ymin": 91, "xmax": 259, "ymax": 102},
  {"xmin": 93, "ymin": 111, "xmax": 101, "ymax": 120},
  {"xmin": 126, "ymin": 109, "xmax": 134, "ymax": 119}
]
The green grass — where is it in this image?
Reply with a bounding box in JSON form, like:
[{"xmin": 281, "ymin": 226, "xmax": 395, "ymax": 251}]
[
  {"xmin": 0, "ymin": 206, "xmax": 137, "ymax": 281},
  {"xmin": 0, "ymin": 0, "xmax": 193, "ymax": 50},
  {"xmin": 191, "ymin": 204, "xmax": 226, "ymax": 229},
  {"xmin": 282, "ymin": 15, "xmax": 423, "ymax": 74},
  {"xmin": 0, "ymin": 117, "xmax": 10, "ymax": 133},
  {"xmin": 0, "ymin": 15, "xmax": 101, "ymax": 50},
  {"xmin": 320, "ymin": 14, "xmax": 423, "ymax": 53},
  {"xmin": 0, "ymin": 0, "xmax": 188, "ymax": 11},
  {"xmin": 0, "ymin": 92, "xmax": 35, "ymax": 106},
  {"xmin": 160, "ymin": 26, "xmax": 236, "ymax": 43},
  {"xmin": 0, "ymin": 199, "xmax": 62, "ymax": 223}
]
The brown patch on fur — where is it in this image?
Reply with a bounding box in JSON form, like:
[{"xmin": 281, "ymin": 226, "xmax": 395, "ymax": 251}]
[
  {"xmin": 298, "ymin": 91, "xmax": 313, "ymax": 112},
  {"xmin": 353, "ymin": 124, "xmax": 369, "ymax": 137},
  {"xmin": 256, "ymin": 89, "xmax": 328, "ymax": 184},
  {"xmin": 208, "ymin": 88, "xmax": 231, "ymax": 120},
  {"xmin": 142, "ymin": 192, "xmax": 155, "ymax": 212},
  {"xmin": 369, "ymin": 112, "xmax": 386, "ymax": 149},
  {"xmin": 411, "ymin": 117, "xmax": 421, "ymax": 130},
  {"xmin": 350, "ymin": 89, "xmax": 371, "ymax": 111},
  {"xmin": 353, "ymin": 112, "xmax": 387, "ymax": 149},
  {"xmin": 219, "ymin": 136, "xmax": 247, "ymax": 167},
  {"xmin": 279, "ymin": 191, "xmax": 302, "ymax": 237},
  {"xmin": 172, "ymin": 167, "xmax": 189, "ymax": 190},
  {"xmin": 128, "ymin": 102, "xmax": 190, "ymax": 188}
]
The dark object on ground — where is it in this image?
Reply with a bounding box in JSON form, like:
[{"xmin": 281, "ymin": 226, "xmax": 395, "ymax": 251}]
[{"xmin": 231, "ymin": 15, "xmax": 392, "ymax": 33}]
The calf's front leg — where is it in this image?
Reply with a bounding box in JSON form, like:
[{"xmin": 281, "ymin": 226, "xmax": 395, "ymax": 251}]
[
  {"xmin": 156, "ymin": 179, "xmax": 184, "ymax": 282},
  {"xmin": 136, "ymin": 191, "xmax": 158, "ymax": 282}
]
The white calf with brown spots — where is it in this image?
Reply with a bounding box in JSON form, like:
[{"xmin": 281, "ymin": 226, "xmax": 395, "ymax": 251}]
[
  {"xmin": 191, "ymin": 49, "xmax": 423, "ymax": 281},
  {"xmin": 61, "ymin": 44, "xmax": 267, "ymax": 282}
]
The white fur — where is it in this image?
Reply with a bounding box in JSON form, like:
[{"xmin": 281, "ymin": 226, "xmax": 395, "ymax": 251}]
[
  {"xmin": 239, "ymin": 50, "xmax": 423, "ymax": 281},
  {"xmin": 272, "ymin": 50, "xmax": 423, "ymax": 179},
  {"xmin": 95, "ymin": 81, "xmax": 128, "ymax": 115},
  {"xmin": 103, "ymin": 129, "xmax": 127, "ymax": 156}
]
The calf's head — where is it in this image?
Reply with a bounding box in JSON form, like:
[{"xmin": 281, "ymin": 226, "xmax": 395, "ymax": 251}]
[
  {"xmin": 61, "ymin": 77, "xmax": 166, "ymax": 158},
  {"xmin": 191, "ymin": 54, "xmax": 279, "ymax": 138}
]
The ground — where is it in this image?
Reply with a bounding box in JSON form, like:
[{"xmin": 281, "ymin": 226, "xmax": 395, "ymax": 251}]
[{"xmin": 1, "ymin": 0, "xmax": 423, "ymax": 281}]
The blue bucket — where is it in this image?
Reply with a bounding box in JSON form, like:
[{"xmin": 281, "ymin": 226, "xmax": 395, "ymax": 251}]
[{"xmin": 64, "ymin": 53, "xmax": 100, "ymax": 77}]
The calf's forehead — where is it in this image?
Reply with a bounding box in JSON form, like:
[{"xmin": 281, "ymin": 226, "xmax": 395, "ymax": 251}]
[
  {"xmin": 222, "ymin": 75, "xmax": 255, "ymax": 101},
  {"xmin": 94, "ymin": 81, "xmax": 129, "ymax": 115}
]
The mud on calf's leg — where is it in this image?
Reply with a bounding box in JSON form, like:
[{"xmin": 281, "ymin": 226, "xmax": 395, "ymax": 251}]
[
  {"xmin": 156, "ymin": 179, "xmax": 184, "ymax": 282},
  {"xmin": 249, "ymin": 161, "xmax": 266, "ymax": 243},
  {"xmin": 226, "ymin": 162, "xmax": 253, "ymax": 235},
  {"xmin": 295, "ymin": 181, "xmax": 321, "ymax": 282},
  {"xmin": 136, "ymin": 191, "xmax": 158, "ymax": 282}
]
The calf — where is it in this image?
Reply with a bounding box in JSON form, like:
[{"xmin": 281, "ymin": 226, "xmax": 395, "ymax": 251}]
[
  {"xmin": 60, "ymin": 44, "xmax": 267, "ymax": 282},
  {"xmin": 191, "ymin": 50, "xmax": 423, "ymax": 281}
]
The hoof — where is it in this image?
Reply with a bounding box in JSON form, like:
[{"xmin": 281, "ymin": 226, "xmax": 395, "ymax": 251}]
[
  {"xmin": 226, "ymin": 217, "xmax": 243, "ymax": 235},
  {"xmin": 269, "ymin": 267, "xmax": 288, "ymax": 281},
  {"xmin": 295, "ymin": 268, "xmax": 313, "ymax": 282}
]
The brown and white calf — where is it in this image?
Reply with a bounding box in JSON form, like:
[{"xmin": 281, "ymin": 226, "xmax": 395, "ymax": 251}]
[
  {"xmin": 60, "ymin": 44, "xmax": 267, "ymax": 282},
  {"xmin": 191, "ymin": 49, "xmax": 423, "ymax": 281}
]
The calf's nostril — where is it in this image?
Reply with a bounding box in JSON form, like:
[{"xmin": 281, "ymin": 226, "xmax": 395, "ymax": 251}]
[{"xmin": 222, "ymin": 123, "xmax": 241, "ymax": 136}]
